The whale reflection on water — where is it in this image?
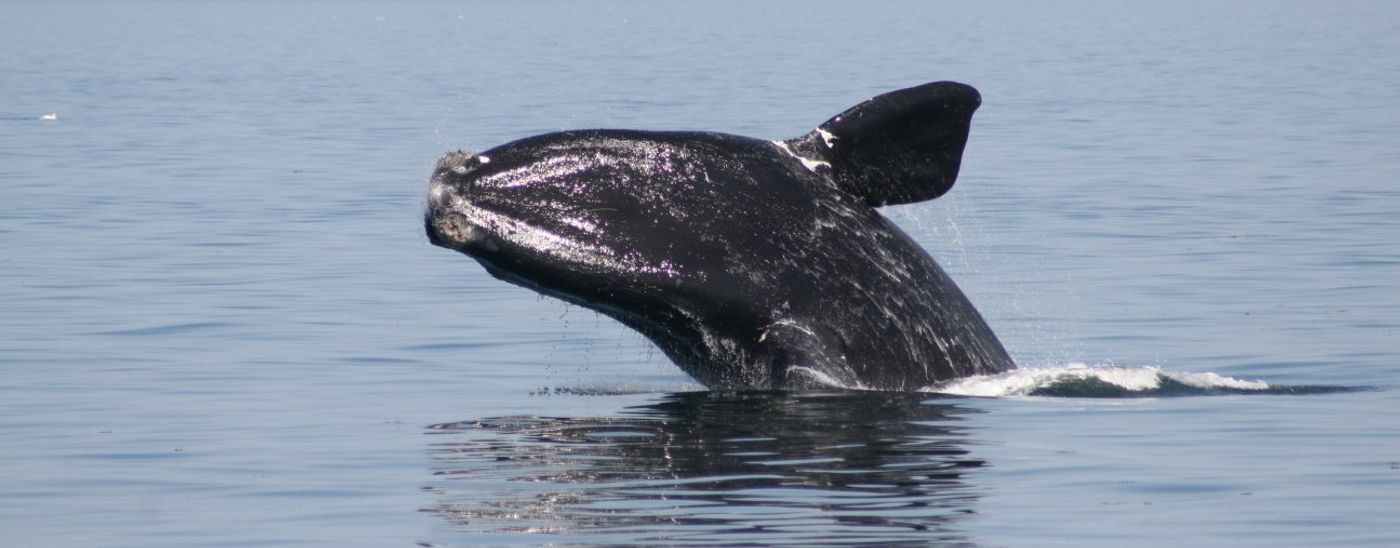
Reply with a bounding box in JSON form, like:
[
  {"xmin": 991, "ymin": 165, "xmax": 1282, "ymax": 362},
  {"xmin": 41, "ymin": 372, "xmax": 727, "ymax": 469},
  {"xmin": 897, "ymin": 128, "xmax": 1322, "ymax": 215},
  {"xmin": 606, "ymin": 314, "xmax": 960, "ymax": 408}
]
[{"xmin": 424, "ymin": 391, "xmax": 986, "ymax": 544}]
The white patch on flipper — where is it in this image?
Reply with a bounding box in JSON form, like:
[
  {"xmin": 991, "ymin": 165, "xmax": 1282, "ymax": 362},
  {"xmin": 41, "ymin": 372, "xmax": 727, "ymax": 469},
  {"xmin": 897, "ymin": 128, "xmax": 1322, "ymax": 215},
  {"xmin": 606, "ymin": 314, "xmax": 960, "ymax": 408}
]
[
  {"xmin": 772, "ymin": 140, "xmax": 830, "ymax": 172},
  {"xmin": 817, "ymin": 128, "xmax": 837, "ymax": 148},
  {"xmin": 478, "ymin": 155, "xmax": 490, "ymax": 164}
]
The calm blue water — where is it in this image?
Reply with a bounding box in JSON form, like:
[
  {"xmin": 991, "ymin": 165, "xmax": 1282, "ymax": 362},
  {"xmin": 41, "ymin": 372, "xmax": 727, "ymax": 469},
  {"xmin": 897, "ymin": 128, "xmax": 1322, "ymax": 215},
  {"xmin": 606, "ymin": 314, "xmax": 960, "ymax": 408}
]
[{"xmin": 4, "ymin": 1, "xmax": 1399, "ymax": 545}]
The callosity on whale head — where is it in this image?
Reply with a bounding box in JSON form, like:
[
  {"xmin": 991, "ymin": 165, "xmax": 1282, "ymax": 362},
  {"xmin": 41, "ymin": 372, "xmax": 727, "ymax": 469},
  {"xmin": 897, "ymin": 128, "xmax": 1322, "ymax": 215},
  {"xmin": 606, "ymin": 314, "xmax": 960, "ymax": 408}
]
[{"xmin": 425, "ymin": 81, "xmax": 1015, "ymax": 391}]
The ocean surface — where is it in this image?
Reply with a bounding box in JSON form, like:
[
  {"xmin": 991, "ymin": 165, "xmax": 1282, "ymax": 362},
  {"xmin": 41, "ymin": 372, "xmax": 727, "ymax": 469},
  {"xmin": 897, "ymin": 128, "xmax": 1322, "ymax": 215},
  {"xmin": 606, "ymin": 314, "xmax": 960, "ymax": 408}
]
[{"xmin": 4, "ymin": 1, "xmax": 1398, "ymax": 545}]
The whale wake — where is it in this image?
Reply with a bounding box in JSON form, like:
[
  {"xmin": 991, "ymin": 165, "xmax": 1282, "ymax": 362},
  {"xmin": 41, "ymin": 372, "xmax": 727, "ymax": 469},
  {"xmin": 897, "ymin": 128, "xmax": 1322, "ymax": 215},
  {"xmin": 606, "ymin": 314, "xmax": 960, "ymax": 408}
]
[{"xmin": 928, "ymin": 363, "xmax": 1356, "ymax": 397}]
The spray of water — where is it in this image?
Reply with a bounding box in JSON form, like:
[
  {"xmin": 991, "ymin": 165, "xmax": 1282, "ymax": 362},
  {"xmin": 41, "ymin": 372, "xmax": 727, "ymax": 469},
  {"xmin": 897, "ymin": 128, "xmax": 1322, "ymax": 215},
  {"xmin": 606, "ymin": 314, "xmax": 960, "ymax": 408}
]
[{"xmin": 927, "ymin": 362, "xmax": 1270, "ymax": 397}]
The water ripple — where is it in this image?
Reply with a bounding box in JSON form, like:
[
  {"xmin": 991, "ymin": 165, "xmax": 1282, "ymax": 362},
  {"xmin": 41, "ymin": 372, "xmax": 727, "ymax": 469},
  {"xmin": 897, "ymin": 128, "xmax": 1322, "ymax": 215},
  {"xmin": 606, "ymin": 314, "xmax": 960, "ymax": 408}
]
[{"xmin": 423, "ymin": 391, "xmax": 984, "ymax": 545}]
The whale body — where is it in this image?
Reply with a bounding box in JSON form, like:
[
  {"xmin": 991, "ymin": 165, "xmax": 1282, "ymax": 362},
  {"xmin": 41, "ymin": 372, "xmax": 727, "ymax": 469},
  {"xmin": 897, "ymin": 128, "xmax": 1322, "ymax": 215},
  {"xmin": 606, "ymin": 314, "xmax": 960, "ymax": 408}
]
[{"xmin": 425, "ymin": 81, "xmax": 1015, "ymax": 390}]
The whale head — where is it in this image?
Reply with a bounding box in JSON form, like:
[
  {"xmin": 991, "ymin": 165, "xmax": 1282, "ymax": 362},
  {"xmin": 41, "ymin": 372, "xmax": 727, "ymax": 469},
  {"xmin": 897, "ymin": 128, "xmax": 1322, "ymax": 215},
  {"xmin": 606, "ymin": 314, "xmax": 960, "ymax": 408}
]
[
  {"xmin": 425, "ymin": 130, "xmax": 854, "ymax": 387},
  {"xmin": 425, "ymin": 139, "xmax": 715, "ymax": 309}
]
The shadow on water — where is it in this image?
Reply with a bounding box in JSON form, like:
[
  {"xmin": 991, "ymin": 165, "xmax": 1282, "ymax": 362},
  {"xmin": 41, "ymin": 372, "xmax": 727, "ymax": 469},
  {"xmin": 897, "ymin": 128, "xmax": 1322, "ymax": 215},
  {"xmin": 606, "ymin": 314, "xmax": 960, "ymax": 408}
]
[{"xmin": 423, "ymin": 391, "xmax": 986, "ymax": 546}]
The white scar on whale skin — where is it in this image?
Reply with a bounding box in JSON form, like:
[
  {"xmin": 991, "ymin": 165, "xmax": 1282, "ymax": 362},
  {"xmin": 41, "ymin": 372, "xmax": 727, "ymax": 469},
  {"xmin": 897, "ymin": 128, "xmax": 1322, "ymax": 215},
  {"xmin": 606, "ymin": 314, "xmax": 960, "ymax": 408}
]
[
  {"xmin": 817, "ymin": 128, "xmax": 837, "ymax": 148},
  {"xmin": 761, "ymin": 318, "xmax": 817, "ymax": 343},
  {"xmin": 449, "ymin": 155, "xmax": 489, "ymax": 176},
  {"xmin": 771, "ymin": 140, "xmax": 830, "ymax": 172}
]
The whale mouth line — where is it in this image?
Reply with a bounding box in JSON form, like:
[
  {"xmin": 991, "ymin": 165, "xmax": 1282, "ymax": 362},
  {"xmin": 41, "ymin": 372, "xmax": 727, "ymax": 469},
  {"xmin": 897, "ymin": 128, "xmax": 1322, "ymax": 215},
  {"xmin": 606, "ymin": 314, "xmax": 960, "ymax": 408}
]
[
  {"xmin": 428, "ymin": 197, "xmax": 635, "ymax": 274},
  {"xmin": 426, "ymin": 211, "xmax": 487, "ymax": 251}
]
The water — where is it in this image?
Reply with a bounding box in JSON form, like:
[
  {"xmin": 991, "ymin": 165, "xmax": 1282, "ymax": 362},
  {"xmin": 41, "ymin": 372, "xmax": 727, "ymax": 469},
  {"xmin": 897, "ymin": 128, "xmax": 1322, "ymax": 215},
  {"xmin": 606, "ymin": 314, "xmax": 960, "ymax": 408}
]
[{"xmin": 3, "ymin": 0, "xmax": 1399, "ymax": 545}]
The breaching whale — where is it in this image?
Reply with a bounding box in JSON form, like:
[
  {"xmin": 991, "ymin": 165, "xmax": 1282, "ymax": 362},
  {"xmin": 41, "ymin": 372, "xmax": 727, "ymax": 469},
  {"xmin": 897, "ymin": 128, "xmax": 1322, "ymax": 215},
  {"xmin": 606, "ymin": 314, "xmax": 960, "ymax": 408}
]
[{"xmin": 425, "ymin": 81, "xmax": 1015, "ymax": 391}]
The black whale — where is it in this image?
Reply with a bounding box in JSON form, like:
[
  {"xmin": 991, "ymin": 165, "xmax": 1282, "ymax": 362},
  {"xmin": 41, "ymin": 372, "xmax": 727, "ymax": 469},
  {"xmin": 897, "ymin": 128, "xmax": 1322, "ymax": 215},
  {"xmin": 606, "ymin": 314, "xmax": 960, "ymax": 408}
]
[{"xmin": 425, "ymin": 81, "xmax": 1015, "ymax": 390}]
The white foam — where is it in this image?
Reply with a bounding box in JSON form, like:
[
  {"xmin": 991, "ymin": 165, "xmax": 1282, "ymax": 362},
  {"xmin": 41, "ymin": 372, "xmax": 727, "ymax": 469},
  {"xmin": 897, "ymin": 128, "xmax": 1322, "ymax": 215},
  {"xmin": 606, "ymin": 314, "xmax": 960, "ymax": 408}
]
[
  {"xmin": 928, "ymin": 363, "xmax": 1270, "ymax": 397},
  {"xmin": 544, "ymin": 381, "xmax": 704, "ymax": 396},
  {"xmin": 1164, "ymin": 370, "xmax": 1270, "ymax": 390},
  {"xmin": 787, "ymin": 366, "xmax": 870, "ymax": 390},
  {"xmin": 39, "ymin": 113, "xmax": 58, "ymax": 121}
]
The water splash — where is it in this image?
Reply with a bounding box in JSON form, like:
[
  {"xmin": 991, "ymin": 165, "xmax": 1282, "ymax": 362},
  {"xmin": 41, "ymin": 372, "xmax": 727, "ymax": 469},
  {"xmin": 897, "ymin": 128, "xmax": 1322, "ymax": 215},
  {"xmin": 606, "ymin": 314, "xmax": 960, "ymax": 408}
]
[
  {"xmin": 929, "ymin": 363, "xmax": 1357, "ymax": 397},
  {"xmin": 531, "ymin": 364, "xmax": 1362, "ymax": 398},
  {"xmin": 530, "ymin": 381, "xmax": 703, "ymax": 396}
]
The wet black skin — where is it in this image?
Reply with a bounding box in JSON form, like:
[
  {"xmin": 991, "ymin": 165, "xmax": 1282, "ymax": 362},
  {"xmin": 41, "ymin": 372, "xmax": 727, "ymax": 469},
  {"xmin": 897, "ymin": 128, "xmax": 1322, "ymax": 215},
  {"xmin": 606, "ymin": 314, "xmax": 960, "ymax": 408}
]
[{"xmin": 426, "ymin": 81, "xmax": 1015, "ymax": 390}]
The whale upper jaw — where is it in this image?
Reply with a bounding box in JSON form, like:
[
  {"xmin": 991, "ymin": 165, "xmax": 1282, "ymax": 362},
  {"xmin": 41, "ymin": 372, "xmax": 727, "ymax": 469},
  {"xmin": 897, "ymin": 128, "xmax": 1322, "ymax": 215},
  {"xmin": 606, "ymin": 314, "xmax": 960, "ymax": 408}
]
[
  {"xmin": 425, "ymin": 150, "xmax": 490, "ymax": 251},
  {"xmin": 424, "ymin": 183, "xmax": 478, "ymax": 251}
]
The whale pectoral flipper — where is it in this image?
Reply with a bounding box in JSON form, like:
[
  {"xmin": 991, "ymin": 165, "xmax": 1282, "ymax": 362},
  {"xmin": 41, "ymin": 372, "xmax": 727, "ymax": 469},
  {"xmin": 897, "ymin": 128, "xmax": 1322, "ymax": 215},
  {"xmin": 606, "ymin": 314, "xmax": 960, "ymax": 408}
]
[
  {"xmin": 785, "ymin": 81, "xmax": 981, "ymax": 207},
  {"xmin": 759, "ymin": 322, "xmax": 860, "ymax": 390}
]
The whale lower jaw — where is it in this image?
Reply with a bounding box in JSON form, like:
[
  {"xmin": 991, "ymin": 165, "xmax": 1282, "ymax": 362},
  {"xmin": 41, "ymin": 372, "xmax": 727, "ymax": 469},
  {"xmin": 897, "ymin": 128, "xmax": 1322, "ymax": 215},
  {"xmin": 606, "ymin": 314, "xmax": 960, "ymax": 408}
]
[{"xmin": 425, "ymin": 212, "xmax": 491, "ymax": 251}]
